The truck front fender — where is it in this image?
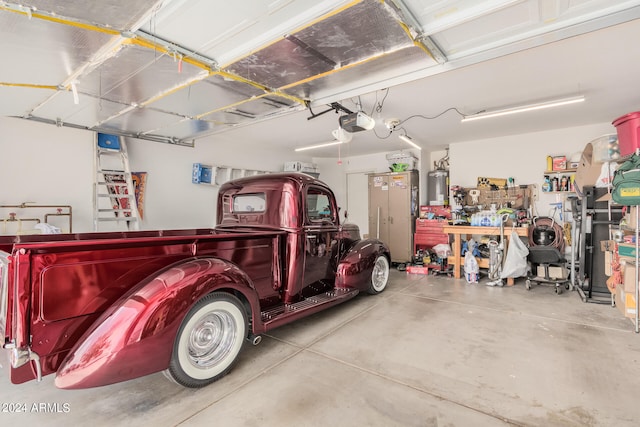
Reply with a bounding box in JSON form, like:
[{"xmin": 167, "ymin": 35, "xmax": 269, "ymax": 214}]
[
  {"xmin": 335, "ymin": 239, "xmax": 390, "ymax": 291},
  {"xmin": 54, "ymin": 257, "xmax": 258, "ymax": 389}
]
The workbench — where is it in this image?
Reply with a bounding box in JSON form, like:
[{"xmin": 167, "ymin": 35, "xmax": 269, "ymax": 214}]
[{"xmin": 442, "ymin": 225, "xmax": 529, "ymax": 284}]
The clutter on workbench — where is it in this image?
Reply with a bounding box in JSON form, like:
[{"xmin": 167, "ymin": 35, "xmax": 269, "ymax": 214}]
[{"xmin": 449, "ymin": 182, "xmax": 534, "ymax": 227}]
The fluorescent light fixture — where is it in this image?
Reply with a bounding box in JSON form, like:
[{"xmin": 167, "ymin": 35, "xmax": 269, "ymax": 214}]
[
  {"xmin": 399, "ymin": 135, "xmax": 421, "ymax": 150},
  {"xmin": 295, "ymin": 140, "xmax": 344, "ymax": 152},
  {"xmin": 461, "ymin": 96, "xmax": 585, "ymax": 123}
]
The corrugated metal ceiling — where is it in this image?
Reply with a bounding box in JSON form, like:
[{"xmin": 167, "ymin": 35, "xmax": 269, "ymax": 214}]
[{"xmin": 1, "ymin": 0, "xmax": 639, "ymax": 146}]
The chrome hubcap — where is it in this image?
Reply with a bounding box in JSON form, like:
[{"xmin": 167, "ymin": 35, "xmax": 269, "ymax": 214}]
[{"xmin": 188, "ymin": 311, "xmax": 237, "ymax": 369}]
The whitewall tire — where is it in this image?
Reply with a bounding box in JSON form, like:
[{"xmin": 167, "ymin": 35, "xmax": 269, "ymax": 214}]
[
  {"xmin": 165, "ymin": 292, "xmax": 247, "ymax": 388},
  {"xmin": 368, "ymin": 255, "xmax": 390, "ymax": 294}
]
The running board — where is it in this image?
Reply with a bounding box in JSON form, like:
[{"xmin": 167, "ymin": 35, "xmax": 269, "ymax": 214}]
[{"xmin": 261, "ymin": 288, "xmax": 359, "ymax": 328}]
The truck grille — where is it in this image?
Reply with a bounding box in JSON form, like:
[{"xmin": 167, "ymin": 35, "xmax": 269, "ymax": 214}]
[{"xmin": 0, "ymin": 251, "xmax": 8, "ymax": 342}]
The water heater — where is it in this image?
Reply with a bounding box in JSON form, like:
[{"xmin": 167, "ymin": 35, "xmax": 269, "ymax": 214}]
[{"xmin": 427, "ymin": 170, "xmax": 449, "ymax": 205}]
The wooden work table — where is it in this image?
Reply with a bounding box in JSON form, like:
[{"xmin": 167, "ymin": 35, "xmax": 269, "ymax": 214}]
[{"xmin": 442, "ymin": 225, "xmax": 529, "ymax": 284}]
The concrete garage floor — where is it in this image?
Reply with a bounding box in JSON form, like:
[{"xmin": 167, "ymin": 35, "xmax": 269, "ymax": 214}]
[{"xmin": 1, "ymin": 271, "xmax": 640, "ymax": 426}]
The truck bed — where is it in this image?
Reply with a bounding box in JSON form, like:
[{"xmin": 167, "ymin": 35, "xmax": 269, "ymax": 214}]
[
  {"xmin": 0, "ymin": 227, "xmax": 285, "ymax": 382},
  {"xmin": 0, "ymin": 227, "xmax": 267, "ymax": 247}
]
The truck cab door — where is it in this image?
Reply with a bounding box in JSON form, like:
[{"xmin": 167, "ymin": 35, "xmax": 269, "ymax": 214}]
[{"xmin": 302, "ymin": 186, "xmax": 339, "ymax": 293}]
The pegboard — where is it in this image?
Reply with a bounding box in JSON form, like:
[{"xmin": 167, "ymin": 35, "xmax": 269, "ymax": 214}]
[{"xmin": 462, "ymin": 186, "xmax": 533, "ymax": 210}]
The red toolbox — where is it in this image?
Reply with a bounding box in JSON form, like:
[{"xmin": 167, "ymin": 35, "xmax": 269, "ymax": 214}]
[{"xmin": 414, "ymin": 218, "xmax": 450, "ymax": 254}]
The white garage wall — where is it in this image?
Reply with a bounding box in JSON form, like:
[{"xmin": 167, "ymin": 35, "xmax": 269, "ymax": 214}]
[
  {"xmin": 448, "ymin": 122, "xmax": 616, "ymax": 217},
  {"xmin": 125, "ymin": 135, "xmax": 302, "ymax": 230},
  {"xmin": 0, "ymin": 117, "xmax": 308, "ymax": 233},
  {"xmin": 315, "ymin": 149, "xmax": 450, "ymax": 211},
  {"xmin": 315, "ymin": 149, "xmax": 452, "ymax": 207},
  {"xmin": 314, "ymin": 149, "xmax": 422, "ymax": 207},
  {"xmin": 0, "ymin": 117, "xmax": 94, "ymax": 232},
  {"xmin": 1, "ymin": 116, "xmax": 619, "ymax": 235},
  {"xmin": 314, "ymin": 122, "xmax": 618, "ymax": 229}
]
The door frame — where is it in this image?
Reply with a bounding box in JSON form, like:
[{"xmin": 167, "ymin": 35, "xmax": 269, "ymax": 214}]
[{"xmin": 346, "ymin": 170, "xmax": 374, "ymax": 237}]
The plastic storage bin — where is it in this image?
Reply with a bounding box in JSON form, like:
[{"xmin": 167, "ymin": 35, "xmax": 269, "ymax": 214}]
[
  {"xmin": 591, "ymin": 134, "xmax": 620, "ymax": 162},
  {"xmin": 613, "ymin": 111, "xmax": 640, "ymax": 157}
]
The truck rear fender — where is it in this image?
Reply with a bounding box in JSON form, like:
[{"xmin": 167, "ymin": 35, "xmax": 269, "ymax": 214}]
[
  {"xmin": 54, "ymin": 257, "xmax": 260, "ymax": 389},
  {"xmin": 335, "ymin": 239, "xmax": 390, "ymax": 290}
]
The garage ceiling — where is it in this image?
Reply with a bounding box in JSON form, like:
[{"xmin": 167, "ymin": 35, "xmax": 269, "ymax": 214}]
[{"xmin": 1, "ymin": 0, "xmax": 640, "ymax": 155}]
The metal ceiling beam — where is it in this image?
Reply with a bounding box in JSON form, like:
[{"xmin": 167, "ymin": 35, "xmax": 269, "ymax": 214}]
[
  {"xmin": 19, "ymin": 114, "xmax": 195, "ymax": 147},
  {"xmin": 0, "ymin": 3, "xmax": 121, "ymax": 35},
  {"xmin": 129, "ymin": 32, "xmax": 307, "ymax": 108},
  {"xmin": 0, "ymin": 4, "xmax": 307, "ymax": 143},
  {"xmin": 134, "ymin": 29, "xmax": 220, "ymax": 71},
  {"xmin": 397, "ymin": 0, "xmax": 522, "ymax": 36},
  {"xmin": 312, "ymin": 2, "xmax": 640, "ymax": 108},
  {"xmin": 386, "ymin": 0, "xmax": 447, "ymax": 64}
]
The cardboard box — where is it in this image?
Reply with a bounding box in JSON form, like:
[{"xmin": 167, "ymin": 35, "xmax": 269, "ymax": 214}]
[
  {"xmin": 616, "ymin": 281, "xmax": 638, "ymax": 319},
  {"xmin": 622, "ymin": 261, "xmax": 640, "ymax": 293},
  {"xmin": 618, "ymin": 243, "xmax": 637, "ymax": 259},
  {"xmin": 574, "ymin": 143, "xmax": 603, "ymax": 196},
  {"xmin": 623, "ymin": 292, "xmax": 638, "ymax": 319},
  {"xmin": 604, "ymin": 251, "xmax": 613, "ymax": 277},
  {"xmin": 552, "ymin": 156, "xmax": 567, "ymax": 171},
  {"xmin": 600, "ymin": 240, "xmax": 616, "ymax": 252}
]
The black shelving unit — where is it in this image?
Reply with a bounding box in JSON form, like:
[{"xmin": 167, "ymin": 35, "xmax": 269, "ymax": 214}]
[{"xmin": 571, "ymin": 186, "xmax": 624, "ymax": 303}]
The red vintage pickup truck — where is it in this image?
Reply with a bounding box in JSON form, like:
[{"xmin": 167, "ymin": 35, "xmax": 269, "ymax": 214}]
[{"xmin": 0, "ymin": 173, "xmax": 390, "ymax": 389}]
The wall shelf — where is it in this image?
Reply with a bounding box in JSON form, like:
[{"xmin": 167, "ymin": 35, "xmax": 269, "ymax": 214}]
[
  {"xmin": 544, "ymin": 168, "xmax": 577, "ymax": 174},
  {"xmin": 192, "ymin": 163, "xmax": 270, "ymax": 186},
  {"xmin": 543, "ymin": 168, "xmax": 576, "ymax": 192}
]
